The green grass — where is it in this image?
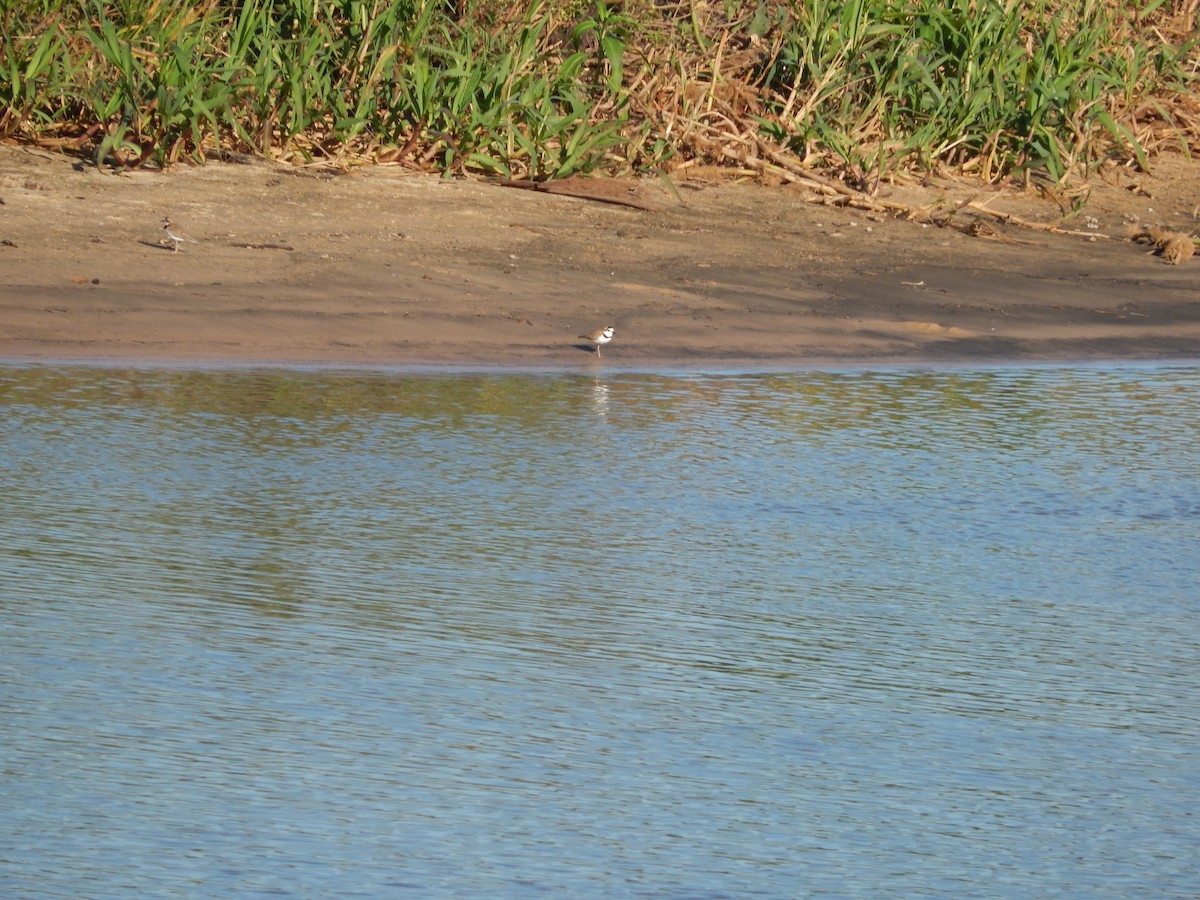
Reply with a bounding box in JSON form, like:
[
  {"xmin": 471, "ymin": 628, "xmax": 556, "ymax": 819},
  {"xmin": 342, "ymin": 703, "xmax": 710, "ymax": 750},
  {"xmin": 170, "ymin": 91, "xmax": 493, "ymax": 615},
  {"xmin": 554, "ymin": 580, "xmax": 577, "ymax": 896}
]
[
  {"xmin": 1, "ymin": 0, "xmax": 1196, "ymax": 185},
  {"xmin": 754, "ymin": 0, "xmax": 1197, "ymax": 182}
]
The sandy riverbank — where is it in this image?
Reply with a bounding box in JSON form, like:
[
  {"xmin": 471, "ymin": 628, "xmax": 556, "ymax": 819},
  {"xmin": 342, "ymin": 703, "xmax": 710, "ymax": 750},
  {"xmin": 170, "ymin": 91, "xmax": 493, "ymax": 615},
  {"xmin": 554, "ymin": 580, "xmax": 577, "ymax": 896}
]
[{"xmin": 2, "ymin": 144, "xmax": 1198, "ymax": 369}]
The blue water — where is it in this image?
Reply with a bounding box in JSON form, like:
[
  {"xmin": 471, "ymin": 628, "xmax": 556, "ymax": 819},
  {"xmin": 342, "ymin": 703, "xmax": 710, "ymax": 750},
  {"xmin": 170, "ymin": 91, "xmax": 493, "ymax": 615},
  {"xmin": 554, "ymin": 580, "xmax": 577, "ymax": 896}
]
[{"xmin": 1, "ymin": 363, "xmax": 1198, "ymax": 897}]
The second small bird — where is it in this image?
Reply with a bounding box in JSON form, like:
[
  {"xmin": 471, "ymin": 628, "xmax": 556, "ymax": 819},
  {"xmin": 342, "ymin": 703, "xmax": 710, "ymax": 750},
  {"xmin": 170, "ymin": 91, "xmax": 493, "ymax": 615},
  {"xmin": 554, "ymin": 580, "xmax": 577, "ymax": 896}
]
[{"xmin": 162, "ymin": 217, "xmax": 194, "ymax": 252}]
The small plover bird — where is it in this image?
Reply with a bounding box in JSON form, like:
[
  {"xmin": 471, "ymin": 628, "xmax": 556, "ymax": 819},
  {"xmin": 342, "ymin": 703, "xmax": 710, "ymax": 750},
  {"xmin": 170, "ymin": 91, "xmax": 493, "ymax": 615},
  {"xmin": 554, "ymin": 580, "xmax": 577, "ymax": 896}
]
[
  {"xmin": 161, "ymin": 216, "xmax": 194, "ymax": 252},
  {"xmin": 579, "ymin": 325, "xmax": 614, "ymax": 356}
]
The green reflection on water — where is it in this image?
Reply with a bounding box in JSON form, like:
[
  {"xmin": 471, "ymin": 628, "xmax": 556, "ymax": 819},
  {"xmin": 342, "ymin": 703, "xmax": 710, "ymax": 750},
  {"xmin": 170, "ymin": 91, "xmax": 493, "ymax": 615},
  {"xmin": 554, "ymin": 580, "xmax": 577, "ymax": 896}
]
[
  {"xmin": 0, "ymin": 361, "xmax": 1098, "ymax": 415},
  {"xmin": 1, "ymin": 362, "xmax": 1194, "ymax": 457}
]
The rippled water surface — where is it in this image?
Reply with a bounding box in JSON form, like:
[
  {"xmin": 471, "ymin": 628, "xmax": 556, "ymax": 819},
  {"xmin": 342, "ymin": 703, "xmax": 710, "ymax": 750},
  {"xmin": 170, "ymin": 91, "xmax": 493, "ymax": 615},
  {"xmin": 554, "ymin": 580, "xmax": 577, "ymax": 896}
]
[{"xmin": 2, "ymin": 363, "xmax": 1198, "ymax": 897}]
